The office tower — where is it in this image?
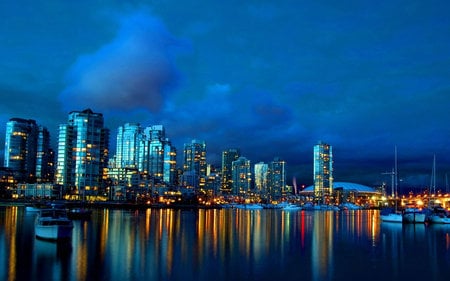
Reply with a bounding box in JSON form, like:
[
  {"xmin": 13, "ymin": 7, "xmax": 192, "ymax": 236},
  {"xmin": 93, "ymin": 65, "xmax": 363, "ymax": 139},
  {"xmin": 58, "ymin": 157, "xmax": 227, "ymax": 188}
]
[
  {"xmin": 55, "ymin": 109, "xmax": 109, "ymax": 197},
  {"xmin": 221, "ymin": 148, "xmax": 240, "ymax": 193},
  {"xmin": 115, "ymin": 123, "xmax": 143, "ymax": 169},
  {"xmin": 231, "ymin": 156, "xmax": 251, "ymax": 196},
  {"xmin": 267, "ymin": 157, "xmax": 286, "ymax": 198},
  {"xmin": 183, "ymin": 139, "xmax": 206, "ymax": 188},
  {"xmin": 142, "ymin": 125, "xmax": 176, "ymax": 185},
  {"xmin": 254, "ymin": 162, "xmax": 268, "ymax": 195},
  {"xmin": 3, "ymin": 118, "xmax": 41, "ymax": 182},
  {"xmin": 113, "ymin": 124, "xmax": 176, "ymax": 187},
  {"xmin": 163, "ymin": 141, "xmax": 177, "ymax": 185},
  {"xmin": 35, "ymin": 126, "xmax": 54, "ymax": 182},
  {"xmin": 313, "ymin": 141, "xmax": 333, "ymax": 204}
]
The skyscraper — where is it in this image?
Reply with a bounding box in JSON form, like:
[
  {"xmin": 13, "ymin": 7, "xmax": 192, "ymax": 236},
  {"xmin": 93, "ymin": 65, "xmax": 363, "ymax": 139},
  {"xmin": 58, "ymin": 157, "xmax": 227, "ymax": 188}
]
[
  {"xmin": 254, "ymin": 162, "xmax": 268, "ymax": 195},
  {"xmin": 112, "ymin": 124, "xmax": 176, "ymax": 187},
  {"xmin": 221, "ymin": 148, "xmax": 240, "ymax": 193},
  {"xmin": 115, "ymin": 123, "xmax": 143, "ymax": 169},
  {"xmin": 55, "ymin": 109, "xmax": 109, "ymax": 197},
  {"xmin": 267, "ymin": 157, "xmax": 286, "ymax": 198},
  {"xmin": 3, "ymin": 118, "xmax": 51, "ymax": 183},
  {"xmin": 183, "ymin": 139, "xmax": 206, "ymax": 188},
  {"xmin": 36, "ymin": 126, "xmax": 54, "ymax": 182},
  {"xmin": 142, "ymin": 125, "xmax": 176, "ymax": 185},
  {"xmin": 232, "ymin": 156, "xmax": 251, "ymax": 196},
  {"xmin": 313, "ymin": 141, "xmax": 333, "ymax": 204}
]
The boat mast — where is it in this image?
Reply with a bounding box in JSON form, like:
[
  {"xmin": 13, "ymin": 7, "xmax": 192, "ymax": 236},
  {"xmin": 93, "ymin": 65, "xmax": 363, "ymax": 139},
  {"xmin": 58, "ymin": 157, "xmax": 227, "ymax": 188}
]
[
  {"xmin": 446, "ymin": 173, "xmax": 449, "ymax": 193},
  {"xmin": 394, "ymin": 146, "xmax": 398, "ymax": 210},
  {"xmin": 430, "ymin": 154, "xmax": 436, "ymax": 196}
]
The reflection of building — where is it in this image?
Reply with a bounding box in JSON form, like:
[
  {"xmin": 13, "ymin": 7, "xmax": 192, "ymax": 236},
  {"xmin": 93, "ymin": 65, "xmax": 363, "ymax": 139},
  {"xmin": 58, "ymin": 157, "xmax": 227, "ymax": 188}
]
[
  {"xmin": 221, "ymin": 148, "xmax": 240, "ymax": 193},
  {"xmin": 55, "ymin": 109, "xmax": 109, "ymax": 197},
  {"xmin": 313, "ymin": 141, "xmax": 333, "ymax": 203},
  {"xmin": 3, "ymin": 118, "xmax": 53, "ymax": 183},
  {"xmin": 232, "ymin": 156, "xmax": 251, "ymax": 196},
  {"xmin": 268, "ymin": 157, "xmax": 286, "ymax": 198},
  {"xmin": 183, "ymin": 139, "xmax": 206, "ymax": 188}
]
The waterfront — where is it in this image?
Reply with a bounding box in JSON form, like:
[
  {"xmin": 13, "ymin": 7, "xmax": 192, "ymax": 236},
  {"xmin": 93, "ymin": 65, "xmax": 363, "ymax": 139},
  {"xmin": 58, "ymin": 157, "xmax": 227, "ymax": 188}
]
[{"xmin": 1, "ymin": 206, "xmax": 450, "ymax": 281}]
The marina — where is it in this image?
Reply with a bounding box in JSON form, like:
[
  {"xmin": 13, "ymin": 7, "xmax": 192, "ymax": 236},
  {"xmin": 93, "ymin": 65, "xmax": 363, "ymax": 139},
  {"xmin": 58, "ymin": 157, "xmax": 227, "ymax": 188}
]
[{"xmin": 1, "ymin": 205, "xmax": 450, "ymax": 281}]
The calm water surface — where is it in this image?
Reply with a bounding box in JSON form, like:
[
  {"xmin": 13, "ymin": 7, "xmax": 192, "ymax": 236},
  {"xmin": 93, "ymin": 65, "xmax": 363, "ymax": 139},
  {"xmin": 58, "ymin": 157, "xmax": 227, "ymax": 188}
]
[{"xmin": 1, "ymin": 206, "xmax": 450, "ymax": 281}]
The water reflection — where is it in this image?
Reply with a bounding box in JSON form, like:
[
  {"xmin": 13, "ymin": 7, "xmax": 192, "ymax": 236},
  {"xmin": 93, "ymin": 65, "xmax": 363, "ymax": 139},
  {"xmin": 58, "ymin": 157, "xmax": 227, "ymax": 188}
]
[{"xmin": 1, "ymin": 207, "xmax": 450, "ymax": 281}]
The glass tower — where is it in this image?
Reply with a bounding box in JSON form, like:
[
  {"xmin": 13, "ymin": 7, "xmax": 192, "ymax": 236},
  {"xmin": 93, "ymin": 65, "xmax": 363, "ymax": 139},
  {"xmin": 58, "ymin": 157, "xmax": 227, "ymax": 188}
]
[
  {"xmin": 113, "ymin": 124, "xmax": 176, "ymax": 186},
  {"xmin": 183, "ymin": 139, "xmax": 206, "ymax": 188},
  {"xmin": 55, "ymin": 109, "xmax": 109, "ymax": 197},
  {"xmin": 232, "ymin": 156, "xmax": 251, "ymax": 196},
  {"xmin": 221, "ymin": 148, "xmax": 240, "ymax": 193},
  {"xmin": 115, "ymin": 123, "xmax": 143, "ymax": 169},
  {"xmin": 3, "ymin": 118, "xmax": 42, "ymax": 182},
  {"xmin": 254, "ymin": 162, "xmax": 268, "ymax": 195},
  {"xmin": 268, "ymin": 157, "xmax": 286, "ymax": 198},
  {"xmin": 313, "ymin": 141, "xmax": 333, "ymax": 204}
]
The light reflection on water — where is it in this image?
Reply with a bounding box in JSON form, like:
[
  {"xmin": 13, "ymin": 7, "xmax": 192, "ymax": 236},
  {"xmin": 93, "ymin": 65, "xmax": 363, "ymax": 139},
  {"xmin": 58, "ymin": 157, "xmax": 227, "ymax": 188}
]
[{"xmin": 1, "ymin": 206, "xmax": 450, "ymax": 281}]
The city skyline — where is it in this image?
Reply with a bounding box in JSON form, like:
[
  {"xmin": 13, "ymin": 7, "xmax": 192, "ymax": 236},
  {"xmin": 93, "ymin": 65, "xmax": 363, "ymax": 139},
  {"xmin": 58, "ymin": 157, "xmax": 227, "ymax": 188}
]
[{"xmin": 1, "ymin": 1, "xmax": 450, "ymax": 189}]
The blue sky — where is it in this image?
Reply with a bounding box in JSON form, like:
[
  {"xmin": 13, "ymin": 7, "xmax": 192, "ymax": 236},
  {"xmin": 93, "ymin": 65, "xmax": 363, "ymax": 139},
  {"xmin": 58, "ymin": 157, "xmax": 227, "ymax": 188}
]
[{"xmin": 1, "ymin": 0, "xmax": 449, "ymax": 191}]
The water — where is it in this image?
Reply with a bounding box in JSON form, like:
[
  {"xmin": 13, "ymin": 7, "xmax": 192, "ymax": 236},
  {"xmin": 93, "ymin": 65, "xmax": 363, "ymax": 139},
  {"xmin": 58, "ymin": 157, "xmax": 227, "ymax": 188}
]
[{"xmin": 1, "ymin": 206, "xmax": 450, "ymax": 281}]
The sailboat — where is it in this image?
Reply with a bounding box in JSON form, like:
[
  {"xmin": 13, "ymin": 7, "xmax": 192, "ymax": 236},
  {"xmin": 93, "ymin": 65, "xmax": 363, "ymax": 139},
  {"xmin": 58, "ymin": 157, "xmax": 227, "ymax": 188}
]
[
  {"xmin": 427, "ymin": 155, "xmax": 450, "ymax": 224},
  {"xmin": 380, "ymin": 147, "xmax": 403, "ymax": 223}
]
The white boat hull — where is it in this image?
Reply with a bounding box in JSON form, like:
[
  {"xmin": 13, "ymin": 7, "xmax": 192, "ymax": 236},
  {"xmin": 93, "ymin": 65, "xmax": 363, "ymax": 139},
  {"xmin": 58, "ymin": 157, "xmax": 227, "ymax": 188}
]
[
  {"xmin": 380, "ymin": 213, "xmax": 403, "ymax": 223},
  {"xmin": 35, "ymin": 224, "xmax": 73, "ymax": 240},
  {"xmin": 35, "ymin": 209, "xmax": 74, "ymax": 240}
]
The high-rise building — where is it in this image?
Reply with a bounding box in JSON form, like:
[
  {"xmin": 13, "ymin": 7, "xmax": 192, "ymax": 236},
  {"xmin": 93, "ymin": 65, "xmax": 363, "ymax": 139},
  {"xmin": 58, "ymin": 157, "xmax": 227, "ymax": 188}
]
[
  {"xmin": 221, "ymin": 148, "xmax": 240, "ymax": 193},
  {"xmin": 112, "ymin": 124, "xmax": 176, "ymax": 187},
  {"xmin": 267, "ymin": 157, "xmax": 286, "ymax": 198},
  {"xmin": 4, "ymin": 118, "xmax": 38, "ymax": 182},
  {"xmin": 142, "ymin": 125, "xmax": 176, "ymax": 185},
  {"xmin": 232, "ymin": 156, "xmax": 251, "ymax": 196},
  {"xmin": 3, "ymin": 118, "xmax": 52, "ymax": 183},
  {"xmin": 254, "ymin": 162, "xmax": 268, "ymax": 195},
  {"xmin": 183, "ymin": 139, "xmax": 206, "ymax": 188},
  {"xmin": 36, "ymin": 126, "xmax": 54, "ymax": 182},
  {"xmin": 313, "ymin": 141, "xmax": 333, "ymax": 204},
  {"xmin": 115, "ymin": 123, "xmax": 143, "ymax": 169},
  {"xmin": 55, "ymin": 109, "xmax": 109, "ymax": 197}
]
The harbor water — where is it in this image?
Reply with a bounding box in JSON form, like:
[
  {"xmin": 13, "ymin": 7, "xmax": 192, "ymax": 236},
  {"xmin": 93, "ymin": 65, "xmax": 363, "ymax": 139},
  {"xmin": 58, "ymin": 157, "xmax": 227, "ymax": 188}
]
[{"xmin": 1, "ymin": 206, "xmax": 450, "ymax": 281}]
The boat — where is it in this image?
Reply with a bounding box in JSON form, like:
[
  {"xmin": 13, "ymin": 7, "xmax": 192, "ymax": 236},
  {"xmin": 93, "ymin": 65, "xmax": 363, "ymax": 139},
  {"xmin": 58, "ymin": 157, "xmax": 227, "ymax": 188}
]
[
  {"xmin": 67, "ymin": 208, "xmax": 92, "ymax": 220},
  {"xmin": 402, "ymin": 208, "xmax": 426, "ymax": 223},
  {"xmin": 380, "ymin": 147, "xmax": 403, "ymax": 223},
  {"xmin": 426, "ymin": 156, "xmax": 450, "ymax": 223},
  {"xmin": 35, "ymin": 208, "xmax": 74, "ymax": 240},
  {"xmin": 428, "ymin": 207, "xmax": 450, "ymax": 224},
  {"xmin": 282, "ymin": 203, "xmax": 302, "ymax": 211},
  {"xmin": 339, "ymin": 202, "xmax": 362, "ymax": 210},
  {"xmin": 235, "ymin": 203, "xmax": 263, "ymax": 210},
  {"xmin": 380, "ymin": 207, "xmax": 403, "ymax": 223}
]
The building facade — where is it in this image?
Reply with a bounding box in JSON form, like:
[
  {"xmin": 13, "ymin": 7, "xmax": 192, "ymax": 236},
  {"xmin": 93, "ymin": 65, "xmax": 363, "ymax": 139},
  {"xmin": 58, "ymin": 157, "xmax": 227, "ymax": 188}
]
[
  {"xmin": 183, "ymin": 139, "xmax": 206, "ymax": 188},
  {"xmin": 313, "ymin": 141, "xmax": 333, "ymax": 204},
  {"xmin": 231, "ymin": 156, "xmax": 251, "ymax": 196},
  {"xmin": 221, "ymin": 148, "xmax": 240, "ymax": 193},
  {"xmin": 254, "ymin": 162, "xmax": 268, "ymax": 195},
  {"xmin": 55, "ymin": 109, "xmax": 109, "ymax": 198},
  {"xmin": 3, "ymin": 118, "xmax": 52, "ymax": 183},
  {"xmin": 267, "ymin": 157, "xmax": 286, "ymax": 198},
  {"xmin": 111, "ymin": 124, "xmax": 176, "ymax": 192}
]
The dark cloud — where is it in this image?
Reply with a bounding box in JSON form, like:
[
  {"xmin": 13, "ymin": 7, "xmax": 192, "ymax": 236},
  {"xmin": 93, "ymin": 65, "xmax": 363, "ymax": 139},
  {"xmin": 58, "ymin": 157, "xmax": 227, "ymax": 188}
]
[{"xmin": 59, "ymin": 11, "xmax": 188, "ymax": 113}]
